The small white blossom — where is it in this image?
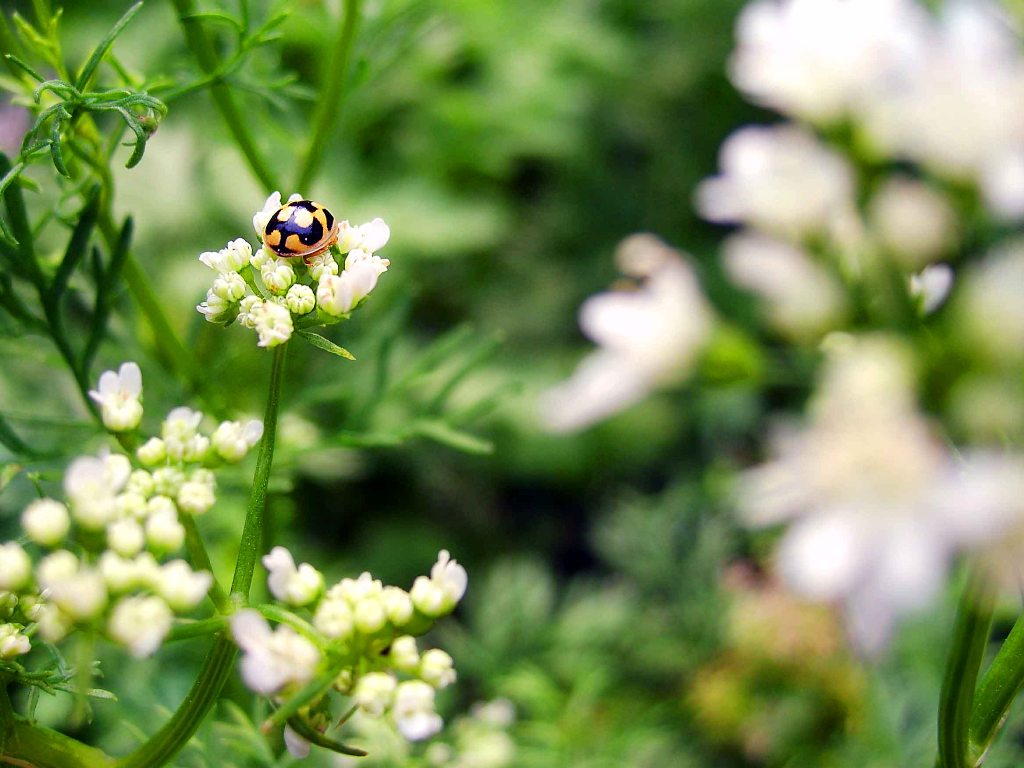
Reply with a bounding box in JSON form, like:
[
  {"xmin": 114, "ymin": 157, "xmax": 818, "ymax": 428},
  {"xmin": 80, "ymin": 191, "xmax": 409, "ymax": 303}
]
[
  {"xmin": 136, "ymin": 437, "xmax": 167, "ymax": 466},
  {"xmin": 108, "ymin": 595, "xmax": 173, "ymax": 657},
  {"xmin": 284, "ymin": 284, "xmax": 316, "ymax": 315},
  {"xmin": 353, "ymin": 595, "xmax": 388, "ymax": 634},
  {"xmin": 211, "ymin": 419, "xmax": 263, "ymax": 462},
  {"xmin": 0, "ymin": 543, "xmax": 31, "ymax": 591},
  {"xmin": 0, "ymin": 624, "xmax": 30, "ymax": 659},
  {"xmin": 354, "ymin": 671, "xmax": 398, "ymax": 716},
  {"xmin": 389, "ymin": 635, "xmax": 420, "ymax": 672},
  {"xmin": 99, "ymin": 551, "xmax": 151, "ymax": 593},
  {"xmin": 145, "ymin": 506, "xmax": 185, "ymax": 553},
  {"xmin": 107, "ymin": 518, "xmax": 145, "ymax": 557},
  {"xmin": 251, "ymin": 300, "xmax": 294, "ymax": 348},
  {"xmin": 283, "ymin": 725, "xmax": 311, "ymax": 759},
  {"xmin": 959, "ymin": 245, "xmax": 1024, "ymax": 362},
  {"xmin": 211, "ymin": 272, "xmax": 248, "ymax": 302},
  {"xmin": 306, "ymin": 251, "xmax": 339, "ymax": 281},
  {"xmin": 89, "ymin": 362, "xmax": 143, "ymax": 432},
  {"xmin": 126, "ymin": 470, "xmax": 155, "ymax": 498},
  {"xmin": 32, "ymin": 603, "xmax": 72, "ymax": 643},
  {"xmin": 696, "ymin": 125, "xmax": 854, "ymax": 239},
  {"xmin": 393, "ymin": 680, "xmax": 443, "ymax": 741},
  {"xmin": 200, "ymin": 238, "xmax": 253, "ymax": 273},
  {"xmin": 724, "ymin": 234, "xmax": 846, "ymax": 340},
  {"xmin": 197, "ymin": 290, "xmax": 234, "ymax": 324},
  {"xmin": 313, "ymin": 596, "xmax": 355, "ymax": 640},
  {"xmin": 540, "ymin": 235, "xmax": 713, "ymax": 432},
  {"xmin": 263, "ymin": 547, "xmax": 324, "ymax": 607},
  {"xmin": 382, "ymin": 586, "xmax": 413, "ymax": 626},
  {"xmin": 316, "ymin": 255, "xmax": 389, "ymax": 316},
  {"xmin": 162, "ymin": 407, "xmax": 209, "ymax": 462},
  {"xmin": 237, "ymin": 295, "xmax": 264, "ymax": 328},
  {"xmin": 868, "ymin": 177, "xmax": 958, "ymax": 268},
  {"xmin": 252, "ymin": 192, "xmax": 301, "ymax": 236},
  {"xmin": 231, "ymin": 609, "xmax": 321, "ymax": 695},
  {"xmin": 411, "ymin": 550, "xmax": 467, "ymax": 618},
  {"xmin": 337, "ymin": 218, "xmax": 391, "ymax": 254},
  {"xmin": 38, "ymin": 553, "xmax": 107, "ymax": 622},
  {"xmin": 177, "ymin": 477, "xmax": 216, "ymax": 516},
  {"xmin": 420, "ymin": 648, "xmax": 456, "ymax": 689},
  {"xmin": 21, "ymin": 499, "xmax": 70, "ymax": 547},
  {"xmin": 157, "ymin": 560, "xmax": 213, "ymax": 611},
  {"xmin": 261, "ymin": 260, "xmax": 297, "ymax": 295},
  {"xmin": 910, "ymin": 263, "xmax": 955, "ymax": 315}
]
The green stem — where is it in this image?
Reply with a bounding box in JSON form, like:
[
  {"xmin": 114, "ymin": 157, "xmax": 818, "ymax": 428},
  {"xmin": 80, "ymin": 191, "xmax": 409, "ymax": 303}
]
[
  {"xmin": 261, "ymin": 665, "xmax": 338, "ymax": 731},
  {"xmin": 294, "ymin": 0, "xmax": 361, "ymax": 193},
  {"xmin": 117, "ymin": 343, "xmax": 288, "ymax": 767},
  {"xmin": 969, "ymin": 609, "xmax": 1024, "ymax": 765},
  {"xmin": 938, "ymin": 571, "xmax": 995, "ymax": 768},
  {"xmin": 165, "ymin": 616, "xmax": 226, "ymax": 643},
  {"xmin": 168, "ymin": 0, "xmax": 278, "ymax": 191},
  {"xmin": 180, "ymin": 513, "xmax": 229, "ymax": 613},
  {"xmin": 1, "ymin": 720, "xmax": 116, "ymax": 768}
]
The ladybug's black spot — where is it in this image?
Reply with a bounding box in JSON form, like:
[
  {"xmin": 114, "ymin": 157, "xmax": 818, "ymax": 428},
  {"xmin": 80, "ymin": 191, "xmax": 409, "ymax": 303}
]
[{"xmin": 264, "ymin": 200, "xmax": 328, "ymax": 255}]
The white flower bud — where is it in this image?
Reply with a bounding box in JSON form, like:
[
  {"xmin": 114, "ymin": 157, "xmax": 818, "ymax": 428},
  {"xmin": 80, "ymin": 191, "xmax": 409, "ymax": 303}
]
[
  {"xmin": 200, "ymin": 238, "xmax": 253, "ymax": 273},
  {"xmin": 212, "ymin": 419, "xmax": 263, "ymax": 463},
  {"xmin": 357, "ymin": 218, "xmax": 391, "ymax": 253},
  {"xmin": 126, "ymin": 470, "xmax": 155, "ymax": 498},
  {"xmin": 65, "ymin": 456, "xmax": 118, "ymax": 529},
  {"xmin": 329, "ymin": 572, "xmax": 383, "ymax": 605},
  {"xmin": 307, "ymin": 252, "xmax": 338, "ymax": 281},
  {"xmin": 0, "ymin": 543, "xmax": 31, "ymax": 591},
  {"xmin": 354, "ymin": 672, "xmax": 397, "ymax": 717},
  {"xmin": 237, "ymin": 295, "xmax": 264, "ymax": 328},
  {"xmin": 115, "ymin": 491, "xmax": 149, "ymax": 520},
  {"xmin": 197, "ymin": 290, "xmax": 234, "ymax": 324},
  {"xmin": 261, "ymin": 261, "xmax": 296, "ymax": 295},
  {"xmin": 231, "ymin": 609, "xmax": 321, "ymax": 695},
  {"xmin": 263, "ymin": 547, "xmax": 323, "ymax": 607},
  {"xmin": 99, "ymin": 551, "xmax": 144, "ymax": 593},
  {"xmin": 285, "ymin": 284, "xmax": 316, "ymax": 315},
  {"xmin": 393, "ymin": 680, "xmax": 442, "ymax": 741},
  {"xmin": 284, "ymin": 725, "xmax": 311, "ymax": 759},
  {"xmin": 43, "ymin": 560, "xmax": 106, "ymax": 622},
  {"xmin": 431, "ymin": 550, "xmax": 467, "ymax": 606},
  {"xmin": 152, "ymin": 467, "xmax": 186, "ymax": 497},
  {"xmin": 0, "ymin": 624, "xmax": 30, "ymax": 659},
  {"xmin": 177, "ymin": 479, "xmax": 216, "ymax": 516},
  {"xmin": 382, "ymin": 586, "xmax": 414, "ymax": 626},
  {"xmin": 317, "ymin": 257, "xmax": 389, "ymax": 316},
  {"xmin": 419, "ymin": 649, "xmax": 456, "ymax": 689},
  {"xmin": 389, "ymin": 635, "xmax": 419, "ymax": 673},
  {"xmin": 251, "ymin": 300, "xmax": 293, "ymax": 347},
  {"xmin": 212, "ymin": 271, "xmax": 248, "ymax": 302},
  {"xmin": 354, "ymin": 596, "xmax": 387, "ymax": 634},
  {"xmin": 21, "ymin": 499, "xmax": 70, "ymax": 547},
  {"xmin": 313, "ymin": 597, "xmax": 354, "ymax": 640},
  {"xmin": 109, "ymin": 595, "xmax": 173, "ymax": 657},
  {"xmin": 137, "ymin": 437, "xmax": 167, "ymax": 466},
  {"xmin": 88, "ymin": 362, "xmax": 143, "ymax": 432},
  {"xmin": 34, "ymin": 603, "xmax": 72, "ymax": 643},
  {"xmin": 157, "ymin": 560, "xmax": 213, "ymax": 611},
  {"xmin": 146, "ymin": 506, "xmax": 185, "ymax": 553},
  {"xmin": 253, "ymin": 192, "xmax": 282, "ymax": 237},
  {"xmin": 107, "ymin": 518, "xmax": 145, "ymax": 557},
  {"xmin": 410, "ymin": 576, "xmax": 446, "ymax": 618}
]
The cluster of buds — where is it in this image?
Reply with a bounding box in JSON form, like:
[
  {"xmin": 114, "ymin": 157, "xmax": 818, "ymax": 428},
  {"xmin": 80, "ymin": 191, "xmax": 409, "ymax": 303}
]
[
  {"xmin": 197, "ymin": 192, "xmax": 390, "ymax": 348},
  {"xmin": 0, "ymin": 362, "xmax": 263, "ymax": 660},
  {"xmin": 230, "ymin": 548, "xmax": 468, "ymax": 757}
]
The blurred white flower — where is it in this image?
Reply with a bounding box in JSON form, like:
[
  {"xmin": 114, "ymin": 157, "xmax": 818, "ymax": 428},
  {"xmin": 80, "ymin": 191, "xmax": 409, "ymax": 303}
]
[
  {"xmin": 211, "ymin": 419, "xmax": 263, "ymax": 463},
  {"xmin": 910, "ymin": 263, "xmax": 955, "ymax": 314},
  {"xmin": 162, "ymin": 407, "xmax": 208, "ymax": 462},
  {"xmin": 136, "ymin": 437, "xmax": 167, "ymax": 466},
  {"xmin": 157, "ymin": 560, "xmax": 212, "ymax": 611},
  {"xmin": 108, "ymin": 595, "xmax": 173, "ymax": 657},
  {"xmin": 958, "ymin": 244, "xmax": 1024, "ymax": 361},
  {"xmin": 0, "ymin": 624, "xmax": 30, "ymax": 659},
  {"xmin": 337, "ymin": 218, "xmax": 391, "ymax": 254},
  {"xmin": 730, "ymin": 0, "xmax": 926, "ymax": 123},
  {"xmin": 200, "ymin": 238, "xmax": 253, "ymax": 273},
  {"xmin": 263, "ymin": 546, "xmax": 324, "ymax": 607},
  {"xmin": 21, "ymin": 499, "xmax": 70, "ymax": 547},
  {"xmin": 393, "ymin": 680, "xmax": 443, "ymax": 741},
  {"xmin": 0, "ymin": 542, "xmax": 31, "ymax": 591},
  {"xmin": 540, "ymin": 235, "xmax": 713, "ymax": 432},
  {"xmin": 411, "ymin": 550, "xmax": 468, "ymax": 618},
  {"xmin": 420, "ymin": 648, "xmax": 456, "ymax": 689},
  {"xmin": 283, "ymin": 725, "xmax": 311, "ymax": 759},
  {"xmin": 65, "ymin": 456, "xmax": 126, "ymax": 529},
  {"xmin": 231, "ymin": 609, "xmax": 321, "ymax": 695},
  {"xmin": 145, "ymin": 505, "xmax": 185, "ymax": 552},
  {"xmin": 250, "ymin": 300, "xmax": 294, "ymax": 348},
  {"xmin": 107, "ymin": 517, "xmax": 145, "ymax": 557},
  {"xmin": 89, "ymin": 362, "xmax": 143, "ymax": 432},
  {"xmin": 868, "ymin": 177, "xmax": 959, "ymax": 268},
  {"xmin": 389, "ymin": 635, "xmax": 420, "ymax": 672},
  {"xmin": 737, "ymin": 336, "xmax": 1014, "ymax": 653},
  {"xmin": 862, "ymin": 1, "xmax": 1024, "ymax": 198},
  {"xmin": 313, "ymin": 595, "xmax": 355, "ymax": 640},
  {"xmin": 696, "ymin": 125, "xmax": 854, "ymax": 239},
  {"xmin": 354, "ymin": 671, "xmax": 398, "ymax": 716},
  {"xmin": 723, "ymin": 233, "xmax": 847, "ymax": 340},
  {"xmin": 37, "ymin": 552, "xmax": 108, "ymax": 622}
]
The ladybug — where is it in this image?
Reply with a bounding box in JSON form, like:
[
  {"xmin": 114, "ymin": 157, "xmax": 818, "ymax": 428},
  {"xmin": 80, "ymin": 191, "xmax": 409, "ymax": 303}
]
[{"xmin": 262, "ymin": 199, "xmax": 339, "ymax": 260}]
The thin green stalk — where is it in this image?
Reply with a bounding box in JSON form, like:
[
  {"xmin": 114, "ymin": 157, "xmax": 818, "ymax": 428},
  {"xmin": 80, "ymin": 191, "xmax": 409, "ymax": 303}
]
[
  {"xmin": 117, "ymin": 343, "xmax": 288, "ymax": 767},
  {"xmin": 2, "ymin": 720, "xmax": 116, "ymax": 768},
  {"xmin": 938, "ymin": 571, "xmax": 996, "ymax": 768},
  {"xmin": 165, "ymin": 616, "xmax": 226, "ymax": 643},
  {"xmin": 168, "ymin": 0, "xmax": 278, "ymax": 191},
  {"xmin": 180, "ymin": 513, "xmax": 229, "ymax": 613},
  {"xmin": 969, "ymin": 610, "xmax": 1024, "ymax": 765},
  {"xmin": 295, "ymin": 0, "xmax": 361, "ymax": 192}
]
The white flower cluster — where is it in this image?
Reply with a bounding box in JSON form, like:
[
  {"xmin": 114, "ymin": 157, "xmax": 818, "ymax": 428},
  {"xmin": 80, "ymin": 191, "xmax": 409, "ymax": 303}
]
[
  {"xmin": 231, "ymin": 548, "xmax": 467, "ymax": 756},
  {"xmin": 197, "ymin": 192, "xmax": 390, "ymax": 348},
  {"xmin": 539, "ymin": 235, "xmax": 713, "ymax": 432},
  {"xmin": 0, "ymin": 363, "xmax": 266, "ymax": 660}
]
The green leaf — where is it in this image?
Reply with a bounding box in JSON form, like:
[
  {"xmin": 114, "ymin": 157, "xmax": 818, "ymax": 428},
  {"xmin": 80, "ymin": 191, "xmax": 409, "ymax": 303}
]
[
  {"xmin": 410, "ymin": 419, "xmax": 493, "ymax": 455},
  {"xmin": 3, "ymin": 54, "xmax": 44, "ymax": 83},
  {"xmin": 48, "ymin": 121, "xmax": 69, "ymax": 177},
  {"xmin": 0, "ymin": 414, "xmax": 36, "ymax": 457},
  {"xmin": 0, "ymin": 464, "xmax": 22, "ymax": 493},
  {"xmin": 74, "ymin": 1, "xmax": 144, "ymax": 91},
  {"xmin": 51, "ymin": 186, "xmax": 100, "ymax": 300},
  {"xmin": 82, "ymin": 217, "xmax": 132, "ymax": 372},
  {"xmin": 297, "ymin": 329, "xmax": 356, "ymax": 360}
]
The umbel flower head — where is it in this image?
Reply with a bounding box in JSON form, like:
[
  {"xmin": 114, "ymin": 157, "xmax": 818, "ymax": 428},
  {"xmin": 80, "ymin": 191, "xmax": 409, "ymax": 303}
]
[
  {"xmin": 231, "ymin": 548, "xmax": 468, "ymax": 757},
  {"xmin": 0, "ymin": 363, "xmax": 265, "ymax": 660},
  {"xmin": 197, "ymin": 193, "xmax": 391, "ymax": 348}
]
